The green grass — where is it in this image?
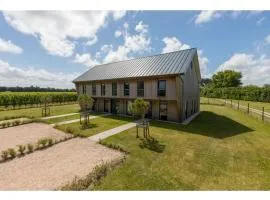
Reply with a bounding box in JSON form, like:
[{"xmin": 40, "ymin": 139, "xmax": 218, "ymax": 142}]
[
  {"xmin": 56, "ymin": 115, "xmax": 133, "ymax": 137},
  {"xmin": 0, "ymin": 104, "xmax": 80, "ymax": 121},
  {"xmin": 201, "ymin": 97, "xmax": 270, "ymax": 113},
  {"xmin": 94, "ymin": 104, "xmax": 270, "ymax": 190},
  {"xmin": 43, "ymin": 114, "xmax": 80, "ymax": 124}
]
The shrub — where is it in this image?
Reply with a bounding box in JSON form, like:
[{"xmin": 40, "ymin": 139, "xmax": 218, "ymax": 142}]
[
  {"xmin": 14, "ymin": 120, "xmax": 21, "ymax": 126},
  {"xmin": 66, "ymin": 126, "xmax": 75, "ymax": 134},
  {"xmin": 37, "ymin": 138, "xmax": 48, "ymax": 149},
  {"xmin": 17, "ymin": 145, "xmax": 26, "ymax": 155},
  {"xmin": 27, "ymin": 143, "xmax": 34, "ymax": 153},
  {"xmin": 48, "ymin": 138, "xmax": 53, "ymax": 146},
  {"xmin": 12, "ymin": 121, "xmax": 17, "ymax": 126},
  {"xmin": 6, "ymin": 121, "xmax": 11, "ymax": 127},
  {"xmin": 1, "ymin": 150, "xmax": 9, "ymax": 160},
  {"xmin": 7, "ymin": 148, "xmax": 16, "ymax": 158},
  {"xmin": 1, "ymin": 122, "xmax": 7, "ymax": 128}
]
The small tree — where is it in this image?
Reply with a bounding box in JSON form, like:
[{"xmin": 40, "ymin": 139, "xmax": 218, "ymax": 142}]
[
  {"xmin": 41, "ymin": 95, "xmax": 52, "ymax": 117},
  {"xmin": 77, "ymin": 94, "xmax": 94, "ymax": 127},
  {"xmin": 128, "ymin": 98, "xmax": 149, "ymax": 122}
]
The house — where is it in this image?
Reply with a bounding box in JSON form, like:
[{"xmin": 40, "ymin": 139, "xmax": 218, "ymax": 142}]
[{"xmin": 73, "ymin": 48, "xmax": 201, "ymax": 122}]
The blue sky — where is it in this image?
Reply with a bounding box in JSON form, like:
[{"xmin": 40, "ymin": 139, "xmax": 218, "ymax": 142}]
[{"xmin": 0, "ymin": 11, "xmax": 270, "ymax": 88}]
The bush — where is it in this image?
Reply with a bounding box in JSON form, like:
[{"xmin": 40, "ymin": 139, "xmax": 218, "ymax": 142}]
[
  {"xmin": 7, "ymin": 148, "xmax": 16, "ymax": 158},
  {"xmin": 1, "ymin": 122, "xmax": 7, "ymax": 128},
  {"xmin": 48, "ymin": 138, "xmax": 53, "ymax": 146},
  {"xmin": 37, "ymin": 138, "xmax": 48, "ymax": 149},
  {"xmin": 17, "ymin": 145, "xmax": 26, "ymax": 155},
  {"xmin": 6, "ymin": 121, "xmax": 11, "ymax": 127},
  {"xmin": 1, "ymin": 150, "xmax": 9, "ymax": 160},
  {"xmin": 12, "ymin": 121, "xmax": 17, "ymax": 126},
  {"xmin": 14, "ymin": 120, "xmax": 21, "ymax": 126},
  {"xmin": 27, "ymin": 143, "xmax": 34, "ymax": 153},
  {"xmin": 66, "ymin": 126, "xmax": 75, "ymax": 134}
]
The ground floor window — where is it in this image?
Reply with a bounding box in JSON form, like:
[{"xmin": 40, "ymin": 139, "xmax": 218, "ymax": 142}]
[
  {"xmin": 104, "ymin": 99, "xmax": 109, "ymax": 112},
  {"xmin": 159, "ymin": 101, "xmax": 168, "ymax": 121}
]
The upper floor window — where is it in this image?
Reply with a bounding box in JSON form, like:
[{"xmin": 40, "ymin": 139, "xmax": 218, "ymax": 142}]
[
  {"xmin": 190, "ymin": 62, "xmax": 193, "ymax": 76},
  {"xmin": 101, "ymin": 83, "xmax": 106, "ymax": 96},
  {"xmin": 137, "ymin": 81, "xmax": 144, "ymax": 97},
  {"xmin": 112, "ymin": 82, "xmax": 117, "ymax": 96},
  {"xmin": 157, "ymin": 80, "xmax": 166, "ymax": 97},
  {"xmin": 124, "ymin": 82, "xmax": 130, "ymax": 96},
  {"xmin": 82, "ymin": 85, "xmax": 86, "ymax": 94},
  {"xmin": 92, "ymin": 84, "xmax": 96, "ymax": 96}
]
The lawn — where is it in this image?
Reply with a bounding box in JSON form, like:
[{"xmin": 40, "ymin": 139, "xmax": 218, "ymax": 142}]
[
  {"xmin": 0, "ymin": 104, "xmax": 80, "ymax": 121},
  {"xmin": 43, "ymin": 114, "xmax": 80, "ymax": 124},
  {"xmin": 94, "ymin": 104, "xmax": 270, "ymax": 190},
  {"xmin": 201, "ymin": 97, "xmax": 270, "ymax": 113},
  {"xmin": 56, "ymin": 115, "xmax": 133, "ymax": 137}
]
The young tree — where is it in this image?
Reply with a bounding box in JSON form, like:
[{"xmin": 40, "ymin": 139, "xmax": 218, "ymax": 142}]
[
  {"xmin": 41, "ymin": 95, "xmax": 52, "ymax": 116},
  {"xmin": 77, "ymin": 94, "xmax": 94, "ymax": 126},
  {"xmin": 129, "ymin": 98, "xmax": 149, "ymax": 122},
  {"xmin": 212, "ymin": 70, "xmax": 242, "ymax": 88}
]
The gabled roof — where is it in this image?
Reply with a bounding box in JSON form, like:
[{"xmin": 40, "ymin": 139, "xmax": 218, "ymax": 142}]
[{"xmin": 73, "ymin": 48, "xmax": 197, "ymax": 82}]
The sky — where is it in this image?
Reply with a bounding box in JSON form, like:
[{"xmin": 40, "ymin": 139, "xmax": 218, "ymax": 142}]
[{"xmin": 0, "ymin": 10, "xmax": 270, "ymax": 89}]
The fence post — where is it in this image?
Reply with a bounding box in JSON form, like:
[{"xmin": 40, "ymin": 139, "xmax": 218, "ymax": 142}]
[
  {"xmin": 262, "ymin": 107, "xmax": 264, "ymax": 122},
  {"xmin": 247, "ymin": 103, "xmax": 249, "ymax": 114},
  {"xmin": 231, "ymin": 100, "xmax": 232, "ymax": 108},
  {"xmin": 237, "ymin": 101, "xmax": 239, "ymax": 110}
]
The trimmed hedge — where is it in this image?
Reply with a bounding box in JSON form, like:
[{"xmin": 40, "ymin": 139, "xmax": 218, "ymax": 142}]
[{"xmin": 201, "ymin": 87, "xmax": 270, "ymax": 102}]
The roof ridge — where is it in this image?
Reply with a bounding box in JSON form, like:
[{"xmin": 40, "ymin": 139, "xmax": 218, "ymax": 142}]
[{"xmin": 90, "ymin": 48, "xmax": 197, "ymax": 69}]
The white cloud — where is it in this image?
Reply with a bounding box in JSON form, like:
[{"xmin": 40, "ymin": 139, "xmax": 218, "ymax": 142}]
[
  {"xmin": 162, "ymin": 37, "xmax": 209, "ymax": 77},
  {"xmin": 265, "ymin": 35, "xmax": 270, "ymax": 44},
  {"xmin": 194, "ymin": 11, "xmax": 222, "ymax": 24},
  {"xmin": 3, "ymin": 11, "xmax": 123, "ymax": 57},
  {"xmin": 115, "ymin": 30, "xmax": 122, "ymax": 38},
  {"xmin": 112, "ymin": 11, "xmax": 126, "ymax": 20},
  {"xmin": 162, "ymin": 37, "xmax": 190, "ymax": 53},
  {"xmin": 217, "ymin": 53, "xmax": 270, "ymax": 86},
  {"xmin": 135, "ymin": 21, "xmax": 148, "ymax": 33},
  {"xmin": 84, "ymin": 36, "xmax": 98, "ymax": 46},
  {"xmin": 0, "ymin": 38, "xmax": 23, "ymax": 54},
  {"xmin": 101, "ymin": 44, "xmax": 113, "ymax": 53},
  {"xmin": 102, "ymin": 21, "xmax": 151, "ymax": 63},
  {"xmin": 256, "ymin": 17, "xmax": 266, "ymax": 26},
  {"xmin": 0, "ymin": 59, "xmax": 77, "ymax": 88},
  {"xmin": 73, "ymin": 53, "xmax": 99, "ymax": 67}
]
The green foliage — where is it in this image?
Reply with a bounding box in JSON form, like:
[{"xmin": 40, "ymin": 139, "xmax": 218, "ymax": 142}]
[
  {"xmin": 1, "ymin": 150, "xmax": 9, "ymax": 160},
  {"xmin": 212, "ymin": 70, "xmax": 242, "ymax": 88},
  {"xmin": 201, "ymin": 86, "xmax": 270, "ymax": 102},
  {"xmin": 7, "ymin": 148, "xmax": 16, "ymax": 158},
  {"xmin": 48, "ymin": 138, "xmax": 53, "ymax": 146},
  {"xmin": 37, "ymin": 138, "xmax": 48, "ymax": 148},
  {"xmin": 128, "ymin": 98, "xmax": 149, "ymax": 120},
  {"xmin": 0, "ymin": 92, "xmax": 77, "ymax": 109},
  {"xmin": 1, "ymin": 122, "xmax": 7, "ymax": 128},
  {"xmin": 66, "ymin": 126, "xmax": 75, "ymax": 134},
  {"xmin": 6, "ymin": 121, "xmax": 11, "ymax": 127},
  {"xmin": 200, "ymin": 78, "xmax": 213, "ymax": 87},
  {"xmin": 27, "ymin": 143, "xmax": 34, "ymax": 153},
  {"xmin": 17, "ymin": 145, "xmax": 26, "ymax": 155},
  {"xmin": 14, "ymin": 120, "xmax": 21, "ymax": 126},
  {"xmin": 77, "ymin": 94, "xmax": 94, "ymax": 112}
]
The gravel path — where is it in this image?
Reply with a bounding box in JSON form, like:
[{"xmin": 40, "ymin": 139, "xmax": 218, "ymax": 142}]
[
  {"xmin": 0, "ymin": 123, "xmax": 67, "ymax": 152},
  {"xmin": 0, "ymin": 138, "xmax": 124, "ymax": 190}
]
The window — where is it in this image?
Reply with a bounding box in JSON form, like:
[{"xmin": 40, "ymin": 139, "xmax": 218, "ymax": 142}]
[
  {"xmin": 112, "ymin": 82, "xmax": 117, "ymax": 96},
  {"xmin": 82, "ymin": 85, "xmax": 86, "ymax": 94},
  {"xmin": 92, "ymin": 84, "xmax": 96, "ymax": 96},
  {"xmin": 157, "ymin": 80, "xmax": 166, "ymax": 97},
  {"xmin": 137, "ymin": 81, "xmax": 144, "ymax": 97},
  {"xmin": 190, "ymin": 62, "xmax": 193, "ymax": 76},
  {"xmin": 101, "ymin": 83, "xmax": 106, "ymax": 96},
  {"xmin": 159, "ymin": 101, "xmax": 168, "ymax": 121},
  {"xmin": 124, "ymin": 82, "xmax": 129, "ymax": 96}
]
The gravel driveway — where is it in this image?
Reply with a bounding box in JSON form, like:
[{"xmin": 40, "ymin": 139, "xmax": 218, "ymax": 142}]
[
  {"xmin": 0, "ymin": 138, "xmax": 124, "ymax": 190},
  {"xmin": 0, "ymin": 123, "xmax": 67, "ymax": 152}
]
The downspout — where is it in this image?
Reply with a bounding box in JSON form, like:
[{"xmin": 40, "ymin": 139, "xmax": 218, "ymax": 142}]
[{"xmin": 179, "ymin": 73, "xmax": 185, "ymax": 122}]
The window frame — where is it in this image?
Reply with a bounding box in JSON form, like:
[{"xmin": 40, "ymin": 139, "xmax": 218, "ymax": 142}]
[
  {"xmin": 101, "ymin": 83, "xmax": 106, "ymax": 96},
  {"xmin": 124, "ymin": 82, "xmax": 130, "ymax": 96},
  {"xmin": 157, "ymin": 80, "xmax": 166, "ymax": 97},
  {"xmin": 92, "ymin": 84, "xmax": 96, "ymax": 96},
  {"xmin": 112, "ymin": 82, "xmax": 117, "ymax": 96},
  {"xmin": 82, "ymin": 85, "xmax": 86, "ymax": 94},
  {"xmin": 137, "ymin": 81, "xmax": 144, "ymax": 97}
]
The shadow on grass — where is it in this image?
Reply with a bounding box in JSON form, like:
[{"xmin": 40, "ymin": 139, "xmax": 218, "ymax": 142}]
[
  {"xmin": 139, "ymin": 137, "xmax": 166, "ymax": 153},
  {"xmin": 151, "ymin": 111, "xmax": 253, "ymax": 139}
]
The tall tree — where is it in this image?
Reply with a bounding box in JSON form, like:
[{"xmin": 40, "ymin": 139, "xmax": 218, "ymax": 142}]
[
  {"xmin": 212, "ymin": 70, "xmax": 242, "ymax": 88},
  {"xmin": 200, "ymin": 78, "xmax": 212, "ymax": 87}
]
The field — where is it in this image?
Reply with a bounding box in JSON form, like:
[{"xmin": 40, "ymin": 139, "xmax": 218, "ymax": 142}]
[{"xmin": 95, "ymin": 104, "xmax": 270, "ymax": 190}]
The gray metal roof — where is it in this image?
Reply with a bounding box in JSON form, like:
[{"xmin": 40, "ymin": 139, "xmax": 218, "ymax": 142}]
[{"xmin": 73, "ymin": 48, "xmax": 197, "ymax": 82}]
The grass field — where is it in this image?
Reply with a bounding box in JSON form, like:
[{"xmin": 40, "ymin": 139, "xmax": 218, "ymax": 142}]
[
  {"xmin": 43, "ymin": 114, "xmax": 80, "ymax": 124},
  {"xmin": 201, "ymin": 97, "xmax": 270, "ymax": 113},
  {"xmin": 56, "ymin": 115, "xmax": 133, "ymax": 137},
  {"xmin": 0, "ymin": 104, "xmax": 80, "ymax": 121},
  {"xmin": 94, "ymin": 104, "xmax": 270, "ymax": 190}
]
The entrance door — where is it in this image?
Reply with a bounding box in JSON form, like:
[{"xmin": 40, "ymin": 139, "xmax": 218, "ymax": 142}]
[
  {"xmin": 104, "ymin": 100, "xmax": 109, "ymax": 112},
  {"xmin": 111, "ymin": 99, "xmax": 117, "ymax": 114}
]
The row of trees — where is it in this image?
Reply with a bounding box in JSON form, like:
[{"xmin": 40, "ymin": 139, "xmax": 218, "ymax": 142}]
[
  {"xmin": 0, "ymin": 92, "xmax": 77, "ymax": 109},
  {"xmin": 0, "ymin": 86, "xmax": 75, "ymax": 92},
  {"xmin": 200, "ymin": 70, "xmax": 270, "ymax": 102}
]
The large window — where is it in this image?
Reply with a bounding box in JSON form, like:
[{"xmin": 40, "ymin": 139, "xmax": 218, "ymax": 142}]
[
  {"xmin": 112, "ymin": 82, "xmax": 117, "ymax": 96},
  {"xmin": 157, "ymin": 80, "xmax": 166, "ymax": 97},
  {"xmin": 137, "ymin": 81, "xmax": 144, "ymax": 97},
  {"xmin": 92, "ymin": 84, "xmax": 96, "ymax": 96},
  {"xmin": 124, "ymin": 82, "xmax": 130, "ymax": 96},
  {"xmin": 159, "ymin": 101, "xmax": 168, "ymax": 121},
  {"xmin": 101, "ymin": 83, "xmax": 106, "ymax": 96},
  {"xmin": 82, "ymin": 85, "xmax": 86, "ymax": 94}
]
